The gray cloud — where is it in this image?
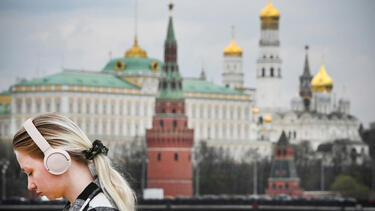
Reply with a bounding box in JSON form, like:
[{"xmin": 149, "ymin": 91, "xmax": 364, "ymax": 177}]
[{"xmin": 0, "ymin": 0, "xmax": 374, "ymax": 127}]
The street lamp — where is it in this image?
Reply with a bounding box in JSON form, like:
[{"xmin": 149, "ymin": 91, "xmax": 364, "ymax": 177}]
[
  {"xmin": 252, "ymin": 108, "xmax": 259, "ymax": 195},
  {"xmin": 193, "ymin": 147, "xmax": 202, "ymax": 197},
  {"xmin": 1, "ymin": 160, "xmax": 9, "ymax": 201}
]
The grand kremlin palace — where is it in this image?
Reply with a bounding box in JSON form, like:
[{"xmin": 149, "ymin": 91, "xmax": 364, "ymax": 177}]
[{"xmin": 0, "ymin": 2, "xmax": 368, "ymax": 160}]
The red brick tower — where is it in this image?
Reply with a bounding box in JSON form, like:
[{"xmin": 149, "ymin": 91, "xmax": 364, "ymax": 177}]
[
  {"xmin": 266, "ymin": 131, "xmax": 304, "ymax": 197},
  {"xmin": 146, "ymin": 3, "xmax": 194, "ymax": 197}
]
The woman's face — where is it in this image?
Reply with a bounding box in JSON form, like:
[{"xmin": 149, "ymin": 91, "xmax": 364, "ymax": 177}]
[{"xmin": 15, "ymin": 150, "xmax": 66, "ymax": 200}]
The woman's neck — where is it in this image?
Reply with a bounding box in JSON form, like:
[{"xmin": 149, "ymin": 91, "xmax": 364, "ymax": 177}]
[{"xmin": 63, "ymin": 161, "xmax": 94, "ymax": 203}]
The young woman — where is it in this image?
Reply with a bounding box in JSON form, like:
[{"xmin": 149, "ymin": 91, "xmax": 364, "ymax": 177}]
[{"xmin": 13, "ymin": 113, "xmax": 135, "ymax": 211}]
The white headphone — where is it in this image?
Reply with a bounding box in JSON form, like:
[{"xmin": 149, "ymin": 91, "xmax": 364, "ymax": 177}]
[{"xmin": 23, "ymin": 118, "xmax": 71, "ymax": 175}]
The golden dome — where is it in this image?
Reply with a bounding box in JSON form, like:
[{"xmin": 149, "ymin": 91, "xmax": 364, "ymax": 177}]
[
  {"xmin": 264, "ymin": 115, "xmax": 272, "ymax": 123},
  {"xmin": 125, "ymin": 36, "xmax": 148, "ymax": 58},
  {"xmin": 224, "ymin": 40, "xmax": 243, "ymax": 57},
  {"xmin": 252, "ymin": 107, "xmax": 259, "ymax": 114},
  {"xmin": 260, "ymin": 1, "xmax": 280, "ymax": 19},
  {"xmin": 311, "ymin": 64, "xmax": 333, "ymax": 92}
]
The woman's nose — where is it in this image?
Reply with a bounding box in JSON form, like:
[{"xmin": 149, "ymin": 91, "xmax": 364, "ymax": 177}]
[{"xmin": 27, "ymin": 179, "xmax": 36, "ymax": 191}]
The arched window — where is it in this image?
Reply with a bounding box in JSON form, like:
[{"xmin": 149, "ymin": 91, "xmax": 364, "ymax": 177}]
[
  {"xmin": 160, "ymin": 120, "xmax": 164, "ymax": 128},
  {"xmin": 173, "ymin": 120, "xmax": 177, "ymax": 131},
  {"xmin": 270, "ymin": 68, "xmax": 274, "ymax": 77},
  {"xmin": 174, "ymin": 153, "xmax": 178, "ymax": 161},
  {"xmin": 157, "ymin": 152, "xmax": 161, "ymax": 161}
]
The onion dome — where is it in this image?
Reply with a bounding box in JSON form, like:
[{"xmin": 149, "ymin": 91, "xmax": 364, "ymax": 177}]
[
  {"xmin": 264, "ymin": 115, "xmax": 272, "ymax": 123},
  {"xmin": 252, "ymin": 107, "xmax": 259, "ymax": 115},
  {"xmin": 311, "ymin": 64, "xmax": 333, "ymax": 93},
  {"xmin": 224, "ymin": 40, "xmax": 243, "ymax": 57},
  {"xmin": 125, "ymin": 36, "xmax": 148, "ymax": 58},
  {"xmin": 260, "ymin": 0, "xmax": 280, "ymax": 19}
]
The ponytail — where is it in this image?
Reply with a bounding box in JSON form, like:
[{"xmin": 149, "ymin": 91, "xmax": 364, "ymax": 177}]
[{"xmin": 93, "ymin": 155, "xmax": 135, "ymax": 211}]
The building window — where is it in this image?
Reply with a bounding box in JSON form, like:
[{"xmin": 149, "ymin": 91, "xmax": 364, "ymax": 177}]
[
  {"xmin": 135, "ymin": 102, "xmax": 140, "ymax": 115},
  {"xmin": 157, "ymin": 153, "xmax": 161, "ymax": 161},
  {"xmin": 174, "ymin": 153, "xmax": 178, "ymax": 161},
  {"xmin": 77, "ymin": 101, "xmax": 81, "ymax": 113},
  {"xmin": 86, "ymin": 121, "xmax": 90, "ymax": 134},
  {"xmin": 272, "ymin": 183, "xmax": 276, "ymax": 189},
  {"xmin": 111, "ymin": 122, "xmax": 115, "ymax": 135},
  {"xmin": 270, "ymin": 68, "xmax": 274, "ymax": 77},
  {"xmin": 94, "ymin": 122, "xmax": 98, "ymax": 134},
  {"xmin": 215, "ymin": 106, "xmax": 219, "ymax": 119},
  {"xmin": 102, "ymin": 122, "xmax": 107, "ymax": 135},
  {"xmin": 262, "ymin": 68, "xmax": 265, "ymax": 77},
  {"xmin": 173, "ymin": 120, "xmax": 177, "ymax": 131},
  {"xmin": 192, "ymin": 105, "xmax": 196, "ymax": 118},
  {"xmin": 36, "ymin": 100, "xmax": 41, "ymax": 113},
  {"xmin": 16, "ymin": 99, "xmax": 22, "ymax": 113},
  {"xmin": 86, "ymin": 101, "xmax": 90, "ymax": 114},
  {"xmin": 26, "ymin": 100, "xmax": 31, "ymax": 113},
  {"xmin": 102, "ymin": 101, "xmax": 107, "ymax": 115},
  {"xmin": 111, "ymin": 103, "xmax": 115, "ymax": 115},
  {"xmin": 46, "ymin": 100, "xmax": 51, "ymax": 112},
  {"xmin": 200, "ymin": 106, "xmax": 204, "ymax": 118},
  {"xmin": 278, "ymin": 68, "xmax": 281, "ymax": 77},
  {"xmin": 127, "ymin": 102, "xmax": 131, "ymax": 115},
  {"xmin": 144, "ymin": 103, "xmax": 148, "ymax": 116},
  {"xmin": 56, "ymin": 100, "xmax": 60, "ymax": 113},
  {"xmin": 95, "ymin": 101, "xmax": 99, "ymax": 114},
  {"xmin": 69, "ymin": 100, "xmax": 73, "ymax": 113},
  {"xmin": 285, "ymin": 183, "xmax": 289, "ymax": 189},
  {"xmin": 160, "ymin": 120, "xmax": 164, "ymax": 129}
]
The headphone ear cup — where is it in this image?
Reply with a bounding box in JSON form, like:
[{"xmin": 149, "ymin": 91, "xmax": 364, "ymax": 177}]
[{"xmin": 44, "ymin": 149, "xmax": 71, "ymax": 175}]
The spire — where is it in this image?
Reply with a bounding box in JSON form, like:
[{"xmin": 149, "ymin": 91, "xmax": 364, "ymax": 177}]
[
  {"xmin": 158, "ymin": 3, "xmax": 183, "ymax": 100},
  {"xmin": 277, "ymin": 131, "xmax": 289, "ymax": 146},
  {"xmin": 200, "ymin": 62, "xmax": 207, "ymax": 80},
  {"xmin": 302, "ymin": 45, "xmax": 312, "ymax": 77},
  {"xmin": 167, "ymin": 3, "xmax": 176, "ymax": 42}
]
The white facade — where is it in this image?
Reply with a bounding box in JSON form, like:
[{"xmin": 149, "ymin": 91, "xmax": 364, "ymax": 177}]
[
  {"xmin": 256, "ymin": 29, "xmax": 283, "ymax": 111},
  {"xmin": 222, "ymin": 56, "xmax": 243, "ymax": 89}
]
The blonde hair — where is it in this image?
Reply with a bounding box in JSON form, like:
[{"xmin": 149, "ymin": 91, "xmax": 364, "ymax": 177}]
[{"xmin": 13, "ymin": 113, "xmax": 135, "ymax": 211}]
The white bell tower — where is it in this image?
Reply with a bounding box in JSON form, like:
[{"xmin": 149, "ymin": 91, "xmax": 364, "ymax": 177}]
[
  {"xmin": 222, "ymin": 26, "xmax": 244, "ymax": 90},
  {"xmin": 256, "ymin": 1, "xmax": 283, "ymax": 111}
]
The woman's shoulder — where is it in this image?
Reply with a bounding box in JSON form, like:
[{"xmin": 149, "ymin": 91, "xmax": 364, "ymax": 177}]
[{"xmin": 87, "ymin": 192, "xmax": 118, "ymax": 211}]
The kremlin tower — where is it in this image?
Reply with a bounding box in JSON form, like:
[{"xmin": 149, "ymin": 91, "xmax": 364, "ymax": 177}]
[
  {"xmin": 222, "ymin": 26, "xmax": 244, "ymax": 90},
  {"xmin": 256, "ymin": 0, "xmax": 283, "ymax": 111},
  {"xmin": 145, "ymin": 3, "xmax": 194, "ymax": 197},
  {"xmin": 266, "ymin": 131, "xmax": 303, "ymax": 197},
  {"xmin": 299, "ymin": 46, "xmax": 313, "ymax": 111}
]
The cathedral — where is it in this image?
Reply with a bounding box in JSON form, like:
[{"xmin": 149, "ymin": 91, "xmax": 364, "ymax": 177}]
[{"xmin": 0, "ymin": 1, "xmax": 368, "ymax": 161}]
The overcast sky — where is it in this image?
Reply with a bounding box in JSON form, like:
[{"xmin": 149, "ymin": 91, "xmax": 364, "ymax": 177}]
[{"xmin": 0, "ymin": 0, "xmax": 374, "ymax": 127}]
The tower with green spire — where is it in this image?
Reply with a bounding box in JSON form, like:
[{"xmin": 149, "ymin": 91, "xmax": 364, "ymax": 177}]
[
  {"xmin": 157, "ymin": 3, "xmax": 183, "ymax": 99},
  {"xmin": 146, "ymin": 3, "xmax": 194, "ymax": 197}
]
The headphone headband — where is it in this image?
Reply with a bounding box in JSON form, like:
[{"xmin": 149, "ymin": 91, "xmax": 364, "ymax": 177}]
[{"xmin": 23, "ymin": 118, "xmax": 51, "ymax": 153}]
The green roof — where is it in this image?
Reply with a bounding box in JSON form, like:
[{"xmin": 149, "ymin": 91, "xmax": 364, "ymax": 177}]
[
  {"xmin": 183, "ymin": 79, "xmax": 244, "ymax": 95},
  {"xmin": 16, "ymin": 71, "xmax": 139, "ymax": 89},
  {"xmin": 102, "ymin": 57, "xmax": 163, "ymax": 74},
  {"xmin": 0, "ymin": 90, "xmax": 11, "ymax": 95}
]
